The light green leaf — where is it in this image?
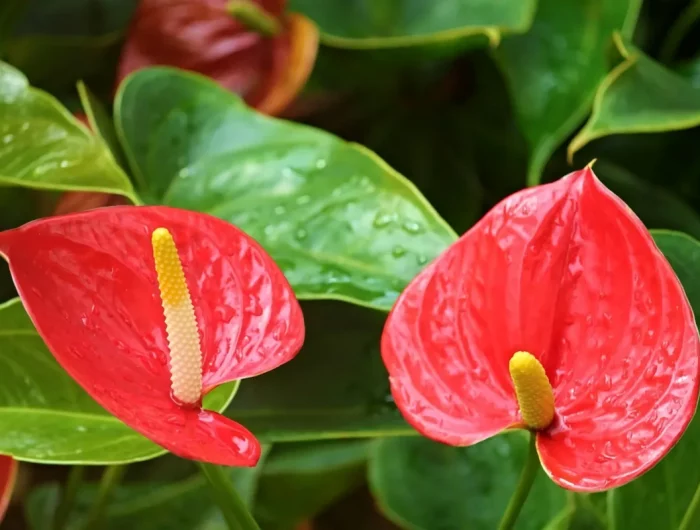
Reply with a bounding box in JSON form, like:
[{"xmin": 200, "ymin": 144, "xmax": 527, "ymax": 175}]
[
  {"xmin": 368, "ymin": 433, "xmax": 567, "ymax": 530},
  {"xmin": 0, "ymin": 61, "xmax": 136, "ymax": 200},
  {"xmin": 498, "ymin": 0, "xmax": 641, "ymax": 185},
  {"xmin": 289, "ymin": 0, "xmax": 537, "ymax": 49},
  {"xmin": 568, "ymin": 37, "xmax": 700, "ymax": 159},
  {"xmin": 0, "ymin": 298, "xmax": 237, "ymax": 465},
  {"xmin": 115, "ymin": 67, "xmax": 456, "ymax": 310},
  {"xmin": 228, "ymin": 301, "xmax": 411, "ymax": 441}
]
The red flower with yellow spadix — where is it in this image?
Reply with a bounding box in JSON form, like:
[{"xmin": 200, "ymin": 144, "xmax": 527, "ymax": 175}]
[
  {"xmin": 0, "ymin": 206, "xmax": 304, "ymax": 466},
  {"xmin": 0, "ymin": 456, "xmax": 17, "ymax": 522},
  {"xmin": 381, "ymin": 166, "xmax": 700, "ymax": 492}
]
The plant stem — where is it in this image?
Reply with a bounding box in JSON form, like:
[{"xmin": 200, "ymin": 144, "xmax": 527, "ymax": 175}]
[
  {"xmin": 197, "ymin": 462, "xmax": 261, "ymax": 530},
  {"xmin": 81, "ymin": 465, "xmax": 126, "ymax": 530},
  {"xmin": 498, "ymin": 432, "xmax": 539, "ymax": 530},
  {"xmin": 226, "ymin": 0, "xmax": 280, "ymax": 37},
  {"xmin": 679, "ymin": 479, "xmax": 700, "ymax": 530},
  {"xmin": 53, "ymin": 466, "xmax": 85, "ymax": 530}
]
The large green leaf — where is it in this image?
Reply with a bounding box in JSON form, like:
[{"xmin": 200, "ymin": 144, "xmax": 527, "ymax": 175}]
[
  {"xmin": 498, "ymin": 0, "xmax": 641, "ymax": 185},
  {"xmin": 254, "ymin": 440, "xmax": 369, "ymax": 529},
  {"xmin": 0, "ymin": 298, "xmax": 237, "ymax": 464},
  {"xmin": 228, "ymin": 301, "xmax": 411, "ymax": 441},
  {"xmin": 568, "ymin": 37, "xmax": 700, "ymax": 158},
  {"xmin": 368, "ymin": 432, "xmax": 567, "ymax": 530},
  {"xmin": 289, "ymin": 0, "xmax": 537, "ymax": 49},
  {"xmin": 0, "ymin": 61, "xmax": 136, "ymax": 200},
  {"xmin": 603, "ymin": 230, "xmax": 700, "ymax": 530},
  {"xmin": 115, "ymin": 67, "xmax": 456, "ymax": 310}
]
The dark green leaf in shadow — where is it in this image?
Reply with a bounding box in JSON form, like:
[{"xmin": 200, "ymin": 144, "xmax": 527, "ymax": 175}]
[
  {"xmin": 0, "ymin": 298, "xmax": 237, "ymax": 464},
  {"xmin": 115, "ymin": 67, "xmax": 456, "ymax": 310},
  {"xmin": 227, "ymin": 301, "xmax": 411, "ymax": 441},
  {"xmin": 254, "ymin": 440, "xmax": 370, "ymax": 529},
  {"xmin": 288, "ymin": 0, "xmax": 537, "ymax": 49},
  {"xmin": 569, "ymin": 36, "xmax": 700, "ymax": 159},
  {"xmin": 0, "ymin": 61, "xmax": 136, "ymax": 200},
  {"xmin": 368, "ymin": 433, "xmax": 567, "ymax": 530},
  {"xmin": 498, "ymin": 0, "xmax": 641, "ymax": 185}
]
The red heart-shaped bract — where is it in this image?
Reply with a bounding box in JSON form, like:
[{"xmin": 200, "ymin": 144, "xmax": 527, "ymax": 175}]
[
  {"xmin": 0, "ymin": 456, "xmax": 17, "ymax": 522},
  {"xmin": 381, "ymin": 167, "xmax": 700, "ymax": 491},
  {"xmin": 0, "ymin": 206, "xmax": 304, "ymax": 466},
  {"xmin": 117, "ymin": 0, "xmax": 317, "ymax": 115}
]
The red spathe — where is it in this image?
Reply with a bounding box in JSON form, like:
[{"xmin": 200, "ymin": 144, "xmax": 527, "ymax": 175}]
[
  {"xmin": 0, "ymin": 206, "xmax": 304, "ymax": 466},
  {"xmin": 381, "ymin": 167, "xmax": 700, "ymax": 491}
]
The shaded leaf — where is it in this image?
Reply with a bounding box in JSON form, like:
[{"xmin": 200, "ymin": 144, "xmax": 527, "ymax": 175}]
[
  {"xmin": 498, "ymin": 0, "xmax": 641, "ymax": 184},
  {"xmin": 228, "ymin": 301, "xmax": 412, "ymax": 441},
  {"xmin": 0, "ymin": 298, "xmax": 237, "ymax": 464},
  {"xmin": 115, "ymin": 67, "xmax": 456, "ymax": 310},
  {"xmin": 289, "ymin": 0, "xmax": 537, "ymax": 49},
  {"xmin": 569, "ymin": 37, "xmax": 700, "ymax": 158},
  {"xmin": 0, "ymin": 61, "xmax": 136, "ymax": 200},
  {"xmin": 368, "ymin": 433, "xmax": 567, "ymax": 530}
]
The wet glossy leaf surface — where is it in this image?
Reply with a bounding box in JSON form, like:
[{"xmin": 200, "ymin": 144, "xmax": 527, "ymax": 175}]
[
  {"xmin": 0, "ymin": 61, "xmax": 136, "ymax": 199},
  {"xmin": 0, "ymin": 298, "xmax": 237, "ymax": 464},
  {"xmin": 498, "ymin": 0, "xmax": 640, "ymax": 184},
  {"xmin": 228, "ymin": 301, "xmax": 411, "ymax": 440},
  {"xmin": 116, "ymin": 68, "xmax": 456, "ymax": 310},
  {"xmin": 368, "ymin": 432, "xmax": 566, "ymax": 530},
  {"xmin": 289, "ymin": 0, "xmax": 537, "ymax": 48},
  {"xmin": 569, "ymin": 41, "xmax": 700, "ymax": 158}
]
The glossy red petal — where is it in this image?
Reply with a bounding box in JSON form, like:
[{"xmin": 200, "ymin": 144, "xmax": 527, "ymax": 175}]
[
  {"xmin": 0, "ymin": 456, "xmax": 17, "ymax": 522},
  {"xmin": 532, "ymin": 169, "xmax": 699, "ymax": 491},
  {"xmin": 116, "ymin": 0, "xmax": 300, "ymax": 114},
  {"xmin": 0, "ymin": 206, "xmax": 304, "ymax": 465}
]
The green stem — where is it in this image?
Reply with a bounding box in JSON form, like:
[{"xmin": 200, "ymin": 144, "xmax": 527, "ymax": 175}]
[
  {"xmin": 197, "ymin": 462, "xmax": 261, "ymax": 530},
  {"xmin": 81, "ymin": 465, "xmax": 126, "ymax": 530},
  {"xmin": 679, "ymin": 479, "xmax": 700, "ymax": 530},
  {"xmin": 497, "ymin": 432, "xmax": 539, "ymax": 530},
  {"xmin": 53, "ymin": 466, "xmax": 85, "ymax": 530},
  {"xmin": 226, "ymin": 0, "xmax": 281, "ymax": 37},
  {"xmin": 659, "ymin": 1, "xmax": 700, "ymax": 63}
]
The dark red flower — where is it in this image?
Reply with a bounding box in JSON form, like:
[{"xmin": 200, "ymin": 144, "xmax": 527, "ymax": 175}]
[
  {"xmin": 381, "ymin": 167, "xmax": 700, "ymax": 491},
  {"xmin": 117, "ymin": 0, "xmax": 319, "ymax": 115},
  {"xmin": 0, "ymin": 457, "xmax": 17, "ymax": 522},
  {"xmin": 0, "ymin": 206, "xmax": 304, "ymax": 466}
]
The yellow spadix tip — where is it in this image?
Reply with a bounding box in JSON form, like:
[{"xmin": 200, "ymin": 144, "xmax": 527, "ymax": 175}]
[
  {"xmin": 509, "ymin": 351, "xmax": 554, "ymax": 430},
  {"xmin": 152, "ymin": 227, "xmax": 202, "ymax": 406}
]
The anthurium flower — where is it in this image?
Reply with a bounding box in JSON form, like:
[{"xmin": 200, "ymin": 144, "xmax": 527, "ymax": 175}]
[
  {"xmin": 117, "ymin": 0, "xmax": 319, "ymax": 115},
  {"xmin": 381, "ymin": 167, "xmax": 700, "ymax": 492},
  {"xmin": 0, "ymin": 206, "xmax": 304, "ymax": 466},
  {"xmin": 0, "ymin": 456, "xmax": 17, "ymax": 522}
]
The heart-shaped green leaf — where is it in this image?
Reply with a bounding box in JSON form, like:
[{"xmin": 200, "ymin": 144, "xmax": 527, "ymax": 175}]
[
  {"xmin": 600, "ymin": 230, "xmax": 700, "ymax": 530},
  {"xmin": 289, "ymin": 0, "xmax": 537, "ymax": 49},
  {"xmin": 0, "ymin": 61, "xmax": 136, "ymax": 200},
  {"xmin": 568, "ymin": 37, "xmax": 700, "ymax": 159},
  {"xmin": 368, "ymin": 433, "xmax": 567, "ymax": 530},
  {"xmin": 497, "ymin": 0, "xmax": 641, "ymax": 185},
  {"xmin": 228, "ymin": 301, "xmax": 412, "ymax": 441},
  {"xmin": 0, "ymin": 298, "xmax": 237, "ymax": 465},
  {"xmin": 115, "ymin": 67, "xmax": 457, "ymax": 310}
]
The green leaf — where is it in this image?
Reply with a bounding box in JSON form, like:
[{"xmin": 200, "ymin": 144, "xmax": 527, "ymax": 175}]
[
  {"xmin": 608, "ymin": 232, "xmax": 700, "ymax": 530},
  {"xmin": 568, "ymin": 37, "xmax": 700, "ymax": 159},
  {"xmin": 498, "ymin": 0, "xmax": 641, "ymax": 185},
  {"xmin": 115, "ymin": 67, "xmax": 456, "ymax": 310},
  {"xmin": 0, "ymin": 298, "xmax": 237, "ymax": 465},
  {"xmin": 289, "ymin": 0, "xmax": 537, "ymax": 49},
  {"xmin": 368, "ymin": 433, "xmax": 567, "ymax": 530},
  {"xmin": 677, "ymin": 55, "xmax": 700, "ymax": 89},
  {"xmin": 0, "ymin": 61, "xmax": 136, "ymax": 200},
  {"xmin": 26, "ymin": 450, "xmax": 269, "ymax": 530},
  {"xmin": 596, "ymin": 161, "xmax": 700, "ymax": 240},
  {"xmin": 228, "ymin": 301, "xmax": 412, "ymax": 441},
  {"xmin": 254, "ymin": 440, "xmax": 370, "ymax": 529}
]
